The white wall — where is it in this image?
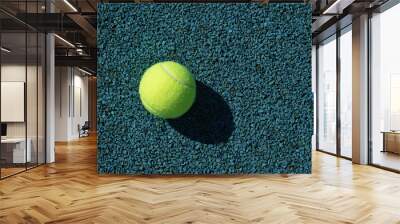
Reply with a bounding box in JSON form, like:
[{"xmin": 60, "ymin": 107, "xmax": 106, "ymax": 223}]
[
  {"xmin": 1, "ymin": 65, "xmax": 27, "ymax": 139},
  {"xmin": 1, "ymin": 64, "xmax": 41, "ymax": 137},
  {"xmin": 1, "ymin": 63, "xmax": 46, "ymax": 164},
  {"xmin": 1, "ymin": 65, "xmax": 26, "ymax": 82},
  {"xmin": 55, "ymin": 66, "xmax": 69, "ymax": 141},
  {"xmin": 71, "ymin": 72, "xmax": 89, "ymax": 138},
  {"xmin": 55, "ymin": 67, "xmax": 89, "ymax": 141}
]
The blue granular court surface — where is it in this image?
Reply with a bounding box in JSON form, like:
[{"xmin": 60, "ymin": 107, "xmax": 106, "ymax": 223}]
[{"xmin": 97, "ymin": 3, "xmax": 313, "ymax": 174}]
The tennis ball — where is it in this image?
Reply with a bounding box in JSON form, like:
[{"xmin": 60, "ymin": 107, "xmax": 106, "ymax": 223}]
[{"xmin": 139, "ymin": 61, "xmax": 196, "ymax": 119}]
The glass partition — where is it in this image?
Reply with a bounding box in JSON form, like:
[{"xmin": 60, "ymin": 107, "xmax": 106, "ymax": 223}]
[
  {"xmin": 0, "ymin": 1, "xmax": 46, "ymax": 179},
  {"xmin": 370, "ymin": 3, "xmax": 400, "ymax": 171},
  {"xmin": 317, "ymin": 35, "xmax": 337, "ymax": 154},
  {"xmin": 1, "ymin": 31, "xmax": 28, "ymax": 177},
  {"xmin": 339, "ymin": 27, "xmax": 352, "ymax": 158}
]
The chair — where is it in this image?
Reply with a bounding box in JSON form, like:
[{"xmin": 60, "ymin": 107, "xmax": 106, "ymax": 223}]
[{"xmin": 79, "ymin": 121, "xmax": 90, "ymax": 138}]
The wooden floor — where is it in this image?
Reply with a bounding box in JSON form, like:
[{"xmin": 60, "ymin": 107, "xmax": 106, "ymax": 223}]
[
  {"xmin": 1, "ymin": 163, "xmax": 45, "ymax": 178},
  {"xmin": 372, "ymin": 150, "xmax": 400, "ymax": 171},
  {"xmin": 0, "ymin": 167, "xmax": 26, "ymax": 178},
  {"xmin": 1, "ymin": 135, "xmax": 400, "ymax": 224}
]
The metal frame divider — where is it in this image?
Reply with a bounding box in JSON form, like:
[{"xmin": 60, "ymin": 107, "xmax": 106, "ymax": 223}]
[
  {"xmin": 367, "ymin": 10, "xmax": 373, "ymax": 166},
  {"xmin": 336, "ymin": 28, "xmax": 341, "ymax": 157},
  {"xmin": 315, "ymin": 45, "xmax": 320, "ymax": 151},
  {"xmin": 25, "ymin": 0, "xmax": 28, "ymax": 172},
  {"xmin": 0, "ymin": 18, "xmax": 2, "ymax": 179}
]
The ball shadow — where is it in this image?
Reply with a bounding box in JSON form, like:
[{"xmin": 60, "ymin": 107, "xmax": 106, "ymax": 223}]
[{"xmin": 167, "ymin": 81, "xmax": 234, "ymax": 144}]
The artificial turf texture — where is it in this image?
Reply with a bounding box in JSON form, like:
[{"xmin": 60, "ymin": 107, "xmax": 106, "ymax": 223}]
[{"xmin": 97, "ymin": 3, "xmax": 313, "ymax": 174}]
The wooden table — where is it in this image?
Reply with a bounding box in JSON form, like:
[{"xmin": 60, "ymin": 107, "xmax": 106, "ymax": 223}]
[
  {"xmin": 381, "ymin": 131, "xmax": 400, "ymax": 154},
  {"xmin": 1, "ymin": 138, "xmax": 31, "ymax": 164}
]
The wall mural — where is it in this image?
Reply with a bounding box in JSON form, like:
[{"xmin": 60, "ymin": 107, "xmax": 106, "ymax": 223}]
[{"xmin": 97, "ymin": 3, "xmax": 313, "ymax": 174}]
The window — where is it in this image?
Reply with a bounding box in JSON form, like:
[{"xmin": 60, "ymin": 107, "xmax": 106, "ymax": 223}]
[
  {"xmin": 339, "ymin": 27, "xmax": 352, "ymax": 158},
  {"xmin": 370, "ymin": 3, "xmax": 400, "ymax": 171},
  {"xmin": 317, "ymin": 35, "xmax": 337, "ymax": 154}
]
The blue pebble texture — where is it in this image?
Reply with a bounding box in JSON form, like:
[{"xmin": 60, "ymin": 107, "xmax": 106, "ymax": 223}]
[{"xmin": 97, "ymin": 3, "xmax": 313, "ymax": 174}]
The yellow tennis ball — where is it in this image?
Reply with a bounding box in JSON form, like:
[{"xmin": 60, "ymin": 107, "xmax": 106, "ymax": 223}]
[{"xmin": 139, "ymin": 61, "xmax": 196, "ymax": 119}]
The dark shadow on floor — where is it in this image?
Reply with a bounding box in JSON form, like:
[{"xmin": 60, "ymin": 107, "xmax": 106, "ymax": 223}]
[{"xmin": 168, "ymin": 81, "xmax": 234, "ymax": 144}]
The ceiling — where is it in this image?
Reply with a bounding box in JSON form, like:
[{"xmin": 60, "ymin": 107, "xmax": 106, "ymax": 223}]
[{"xmin": 0, "ymin": 0, "xmax": 393, "ymax": 74}]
